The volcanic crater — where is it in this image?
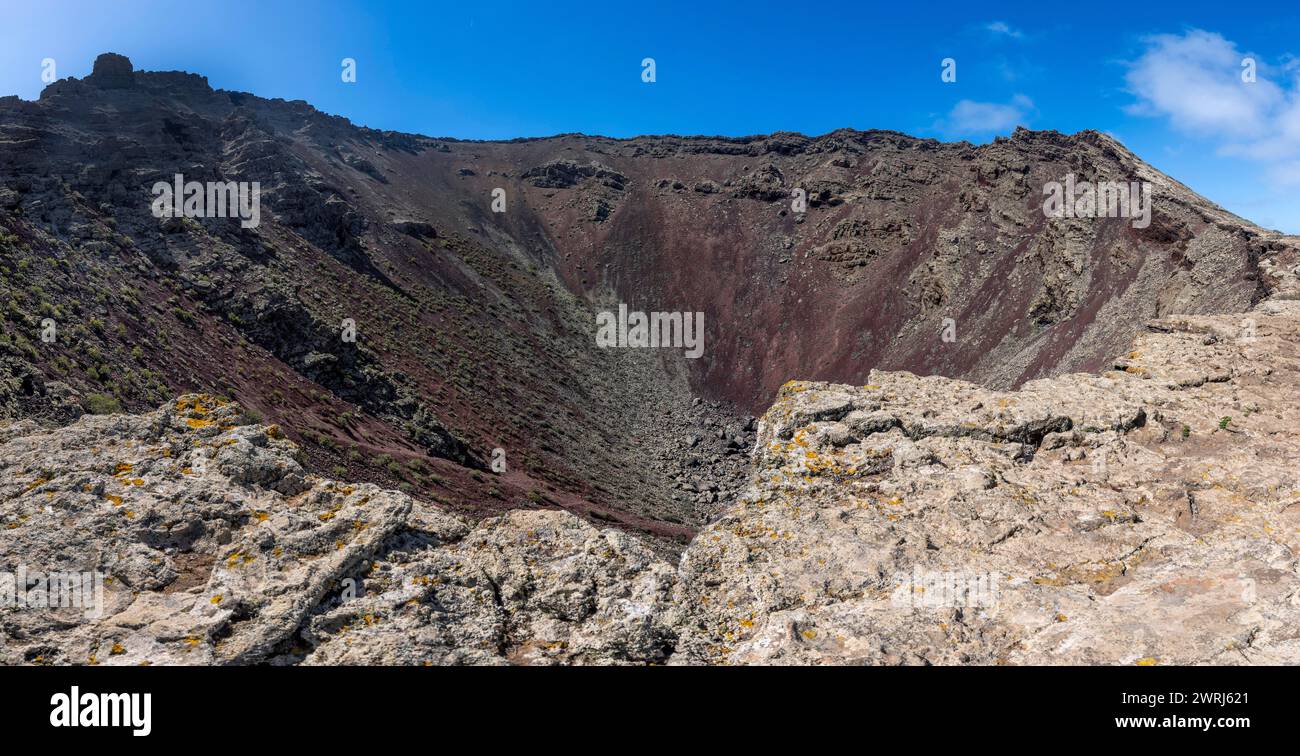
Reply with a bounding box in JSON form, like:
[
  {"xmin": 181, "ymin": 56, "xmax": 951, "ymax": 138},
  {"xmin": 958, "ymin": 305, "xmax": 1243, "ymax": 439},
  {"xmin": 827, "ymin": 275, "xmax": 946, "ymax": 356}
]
[{"xmin": 0, "ymin": 54, "xmax": 1288, "ymax": 548}]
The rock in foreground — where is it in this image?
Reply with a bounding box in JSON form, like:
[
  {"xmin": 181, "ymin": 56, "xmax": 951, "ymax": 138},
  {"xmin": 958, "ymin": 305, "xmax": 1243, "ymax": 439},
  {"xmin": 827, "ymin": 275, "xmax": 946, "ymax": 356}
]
[
  {"xmin": 4, "ymin": 297, "xmax": 1300, "ymax": 665},
  {"xmin": 675, "ymin": 298, "xmax": 1300, "ymax": 665},
  {"xmin": 0, "ymin": 396, "xmax": 674, "ymax": 665}
]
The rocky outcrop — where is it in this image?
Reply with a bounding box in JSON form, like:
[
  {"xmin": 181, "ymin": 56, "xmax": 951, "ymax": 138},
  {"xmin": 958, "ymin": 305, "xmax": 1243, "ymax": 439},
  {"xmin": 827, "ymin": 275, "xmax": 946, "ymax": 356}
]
[
  {"xmin": 521, "ymin": 159, "xmax": 628, "ymax": 191},
  {"xmin": 0, "ymin": 395, "xmax": 674, "ymax": 666},
  {"xmin": 673, "ymin": 295, "xmax": 1300, "ymax": 665},
  {"xmin": 85, "ymin": 53, "xmax": 135, "ymax": 89},
  {"xmin": 6, "ymin": 288, "xmax": 1300, "ymax": 665}
]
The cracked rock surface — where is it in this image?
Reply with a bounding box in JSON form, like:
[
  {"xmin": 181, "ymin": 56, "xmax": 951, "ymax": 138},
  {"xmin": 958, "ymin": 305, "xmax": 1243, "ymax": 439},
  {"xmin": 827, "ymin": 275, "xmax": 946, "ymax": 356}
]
[
  {"xmin": 0, "ymin": 396, "xmax": 675, "ymax": 665},
  {"xmin": 5, "ymin": 296, "xmax": 1300, "ymax": 665},
  {"xmin": 672, "ymin": 297, "xmax": 1300, "ymax": 665}
]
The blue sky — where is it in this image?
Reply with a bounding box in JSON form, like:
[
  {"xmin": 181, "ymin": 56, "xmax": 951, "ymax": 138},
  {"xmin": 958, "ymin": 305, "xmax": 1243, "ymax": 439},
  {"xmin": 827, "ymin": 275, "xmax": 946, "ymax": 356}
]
[{"xmin": 5, "ymin": 0, "xmax": 1300, "ymax": 231}]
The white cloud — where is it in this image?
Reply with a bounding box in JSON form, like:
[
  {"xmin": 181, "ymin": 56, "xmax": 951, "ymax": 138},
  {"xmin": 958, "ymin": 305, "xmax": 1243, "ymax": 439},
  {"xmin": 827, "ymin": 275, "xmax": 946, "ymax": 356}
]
[
  {"xmin": 985, "ymin": 21, "xmax": 1023, "ymax": 40},
  {"xmin": 943, "ymin": 94, "xmax": 1033, "ymax": 135},
  {"xmin": 1125, "ymin": 29, "xmax": 1300, "ymax": 185},
  {"xmin": 1265, "ymin": 159, "xmax": 1300, "ymax": 187}
]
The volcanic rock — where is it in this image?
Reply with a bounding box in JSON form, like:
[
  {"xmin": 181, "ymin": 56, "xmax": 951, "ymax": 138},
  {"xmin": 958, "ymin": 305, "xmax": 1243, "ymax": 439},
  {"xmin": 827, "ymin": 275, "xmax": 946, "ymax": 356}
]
[{"xmin": 85, "ymin": 53, "xmax": 135, "ymax": 89}]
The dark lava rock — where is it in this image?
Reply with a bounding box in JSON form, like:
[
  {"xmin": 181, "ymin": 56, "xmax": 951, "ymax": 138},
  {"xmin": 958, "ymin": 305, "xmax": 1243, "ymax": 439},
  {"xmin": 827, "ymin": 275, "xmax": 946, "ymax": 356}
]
[{"xmin": 86, "ymin": 53, "xmax": 135, "ymax": 89}]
